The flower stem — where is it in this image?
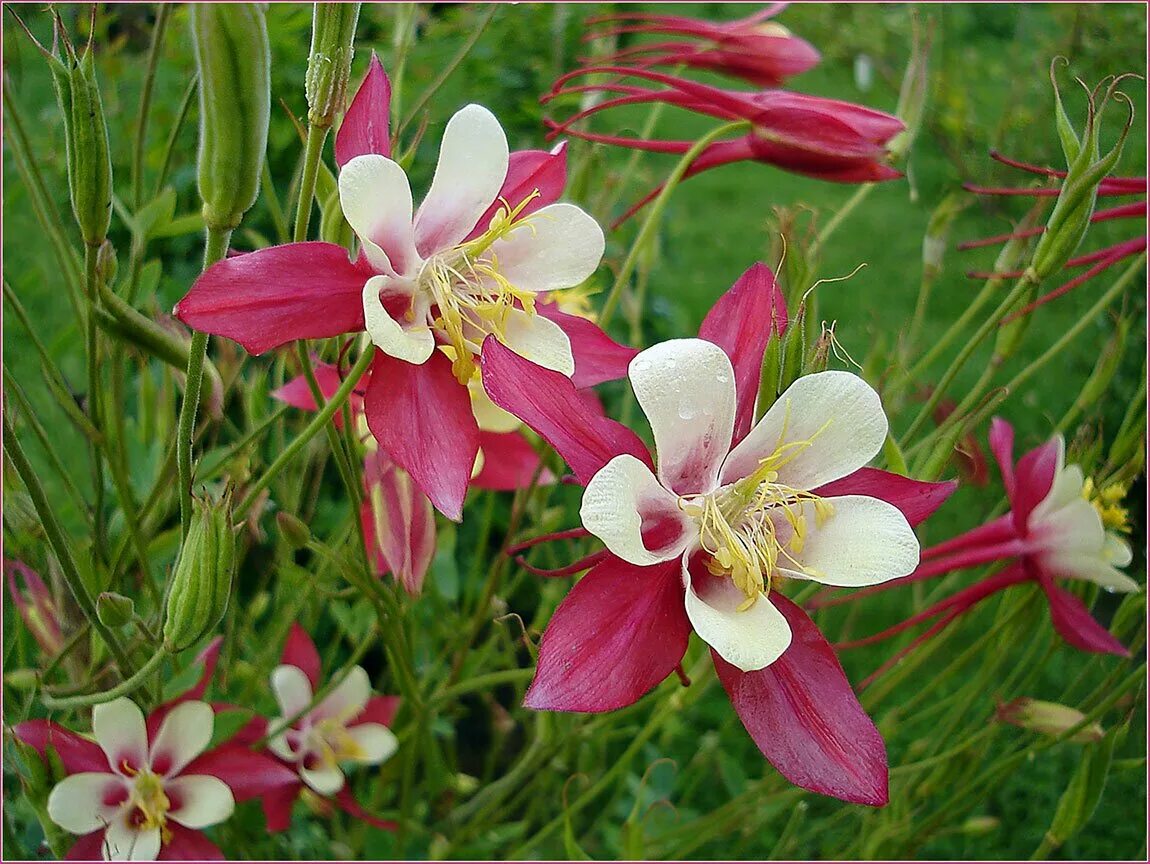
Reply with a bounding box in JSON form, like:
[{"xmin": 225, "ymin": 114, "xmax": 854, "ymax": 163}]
[
  {"xmin": 177, "ymin": 227, "xmax": 232, "ymax": 535},
  {"xmin": 599, "ymin": 120, "xmax": 750, "ymax": 327},
  {"xmin": 41, "ymin": 646, "xmax": 168, "ymax": 710},
  {"xmin": 132, "ymin": 4, "xmax": 170, "ymax": 210},
  {"xmin": 293, "ymin": 123, "xmax": 329, "ymax": 243},
  {"xmin": 84, "ymin": 245, "xmax": 107, "ymax": 565},
  {"xmin": 236, "ymin": 346, "xmax": 376, "ymax": 521},
  {"xmin": 3, "ymin": 413, "xmax": 134, "ymax": 675},
  {"xmin": 810, "ymin": 182, "xmax": 875, "ymax": 262}
]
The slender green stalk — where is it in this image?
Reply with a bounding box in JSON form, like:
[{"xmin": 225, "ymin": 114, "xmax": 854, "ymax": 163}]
[
  {"xmin": 236, "ymin": 346, "xmax": 376, "ymax": 520},
  {"xmin": 41, "ymin": 647, "xmax": 167, "ymax": 710},
  {"xmin": 810, "ymin": 183, "xmax": 875, "ymax": 262},
  {"xmin": 132, "ymin": 4, "xmax": 170, "ymax": 209},
  {"xmin": 292, "ymin": 124, "xmax": 328, "ymax": 242},
  {"xmin": 600, "ymin": 121, "xmax": 749, "ymax": 326},
  {"xmin": 261, "ymin": 161, "xmax": 290, "ymax": 244},
  {"xmin": 153, "ymin": 75, "xmax": 199, "ymax": 201},
  {"xmin": 84, "ymin": 246, "xmax": 107, "ymax": 564},
  {"xmin": 4, "ymin": 414, "xmax": 133, "ymax": 673}
]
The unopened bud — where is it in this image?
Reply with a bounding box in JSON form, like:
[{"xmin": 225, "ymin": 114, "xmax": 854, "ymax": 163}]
[
  {"xmin": 922, "ymin": 193, "xmax": 963, "ymax": 281},
  {"xmin": 276, "ymin": 511, "xmax": 312, "ymax": 550},
  {"xmin": 306, "ymin": 3, "xmax": 363, "ymax": 128},
  {"xmin": 192, "ymin": 4, "xmax": 271, "ymax": 232},
  {"xmin": 997, "ymin": 697, "xmax": 1104, "ymax": 743},
  {"xmin": 46, "ymin": 11, "xmax": 112, "ymax": 248},
  {"xmin": 96, "ymin": 591, "xmax": 135, "ymax": 628},
  {"xmin": 96, "ymin": 239, "xmax": 118, "ymax": 288},
  {"xmin": 889, "ymin": 13, "xmax": 932, "ymax": 161},
  {"xmin": 163, "ymin": 490, "xmax": 235, "ymax": 651},
  {"xmin": 778, "ymin": 302, "xmax": 807, "ymax": 394},
  {"xmin": 4, "ymin": 668, "xmax": 39, "ymax": 690},
  {"xmin": 960, "ymin": 816, "xmax": 1001, "ymax": 836},
  {"xmin": 1075, "ymin": 318, "xmax": 1129, "ymax": 409}
]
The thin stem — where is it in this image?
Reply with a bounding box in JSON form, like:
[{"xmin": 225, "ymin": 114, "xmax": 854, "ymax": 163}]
[
  {"xmin": 810, "ymin": 183, "xmax": 875, "ymax": 261},
  {"xmin": 292, "ymin": 124, "xmax": 329, "ymax": 242},
  {"xmin": 41, "ymin": 647, "xmax": 168, "ymax": 710},
  {"xmin": 153, "ymin": 75, "xmax": 198, "ymax": 200},
  {"xmin": 132, "ymin": 4, "xmax": 171, "ymax": 210},
  {"xmin": 4, "ymin": 414, "xmax": 133, "ymax": 674},
  {"xmin": 235, "ymin": 346, "xmax": 376, "ymax": 521},
  {"xmin": 599, "ymin": 120, "xmax": 750, "ymax": 327},
  {"xmin": 177, "ymin": 227, "xmax": 232, "ymax": 535},
  {"xmin": 84, "ymin": 246, "xmax": 106, "ymax": 565}
]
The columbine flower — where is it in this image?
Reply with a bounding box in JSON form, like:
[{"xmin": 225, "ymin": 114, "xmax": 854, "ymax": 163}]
[
  {"xmin": 176, "ymin": 55, "xmax": 625, "ymax": 521},
  {"xmin": 15, "ymin": 693, "xmax": 293, "ymax": 861},
  {"xmin": 583, "ymin": 5, "xmax": 820, "ymax": 87},
  {"xmin": 5, "ymin": 559, "xmax": 65, "ymax": 657},
  {"xmin": 828, "ymin": 418, "xmax": 1140, "ymax": 668},
  {"xmin": 960, "ymin": 150, "xmax": 1146, "ymax": 318},
  {"xmin": 543, "ymin": 66, "xmax": 903, "ymax": 225},
  {"xmin": 480, "ymin": 264, "xmax": 954, "ymax": 805},
  {"xmin": 260, "ymin": 624, "xmax": 400, "ymax": 831}
]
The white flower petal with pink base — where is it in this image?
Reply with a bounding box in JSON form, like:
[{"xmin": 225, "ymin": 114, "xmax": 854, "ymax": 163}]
[
  {"xmin": 414, "ymin": 104, "xmax": 509, "ymax": 256},
  {"xmin": 347, "ymin": 723, "xmax": 399, "ymax": 764},
  {"xmin": 165, "ymin": 775, "xmax": 235, "ymax": 829},
  {"xmin": 362, "ymin": 276, "xmax": 435, "ymax": 364},
  {"xmin": 272, "ymin": 664, "xmax": 315, "ymax": 718},
  {"xmin": 775, "ymin": 496, "xmax": 919, "ymax": 587},
  {"xmin": 93, "ymin": 698, "xmax": 148, "ymax": 776},
  {"xmin": 484, "ymin": 203, "xmax": 605, "ymax": 293},
  {"xmin": 469, "ymin": 377, "xmax": 521, "ymax": 433},
  {"xmin": 1045, "ymin": 552, "xmax": 1140, "ymax": 593},
  {"xmin": 683, "ymin": 565, "xmax": 792, "ymax": 672},
  {"xmin": 581, "ymin": 454, "xmax": 693, "ymax": 566},
  {"xmin": 629, "ymin": 339, "xmax": 736, "ymax": 495},
  {"xmin": 315, "ymin": 665, "xmax": 372, "ymax": 722},
  {"xmin": 498, "ymin": 308, "xmax": 574, "ymax": 376},
  {"xmin": 149, "ymin": 701, "xmax": 214, "ymax": 777},
  {"xmin": 301, "ymin": 763, "xmax": 346, "ymax": 796},
  {"xmin": 338, "ymin": 155, "xmax": 419, "ymax": 276},
  {"xmin": 46, "ymin": 772, "xmax": 124, "ymax": 834},
  {"xmin": 103, "ymin": 817, "xmax": 161, "ymax": 862}
]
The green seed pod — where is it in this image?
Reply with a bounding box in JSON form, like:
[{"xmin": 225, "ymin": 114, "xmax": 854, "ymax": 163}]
[
  {"xmin": 306, "ymin": 2, "xmax": 363, "ymax": 128},
  {"xmin": 45, "ymin": 13, "xmax": 112, "ymax": 248},
  {"xmin": 997, "ymin": 697, "xmax": 1104, "ymax": 743},
  {"xmin": 192, "ymin": 4, "xmax": 271, "ymax": 232},
  {"xmin": 96, "ymin": 591, "xmax": 135, "ymax": 628},
  {"xmin": 4, "ymin": 668, "xmax": 40, "ymax": 690},
  {"xmin": 276, "ymin": 510, "xmax": 312, "ymax": 550},
  {"xmin": 163, "ymin": 490, "xmax": 235, "ymax": 651}
]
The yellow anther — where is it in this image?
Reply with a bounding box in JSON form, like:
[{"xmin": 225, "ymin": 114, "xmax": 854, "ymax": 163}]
[{"xmin": 1082, "ymin": 477, "xmax": 1131, "ymax": 534}]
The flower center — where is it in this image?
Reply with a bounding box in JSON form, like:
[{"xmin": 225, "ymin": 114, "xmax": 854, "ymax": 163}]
[
  {"xmin": 417, "ymin": 191, "xmax": 542, "ymax": 384},
  {"xmin": 680, "ymin": 432, "xmax": 834, "ymax": 612},
  {"xmin": 306, "ymin": 716, "xmax": 366, "ymax": 769},
  {"xmin": 1082, "ymin": 476, "xmax": 1130, "ymax": 533},
  {"xmin": 126, "ymin": 768, "xmax": 172, "ymax": 841}
]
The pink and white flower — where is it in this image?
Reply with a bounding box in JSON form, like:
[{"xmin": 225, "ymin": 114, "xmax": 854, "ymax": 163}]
[
  {"xmin": 480, "ymin": 263, "xmax": 955, "ymax": 805},
  {"xmin": 176, "ymin": 55, "xmax": 630, "ymax": 522}
]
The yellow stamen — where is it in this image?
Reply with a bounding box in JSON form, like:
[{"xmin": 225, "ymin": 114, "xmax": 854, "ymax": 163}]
[{"xmin": 1082, "ymin": 476, "xmax": 1131, "ymax": 534}]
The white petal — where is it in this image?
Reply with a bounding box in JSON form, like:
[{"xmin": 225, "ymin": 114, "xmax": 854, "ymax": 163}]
[
  {"xmin": 47, "ymin": 773, "xmax": 124, "ymax": 834},
  {"xmin": 580, "ymin": 454, "xmax": 694, "ymax": 566},
  {"xmin": 414, "ymin": 104, "xmax": 509, "ymax": 255},
  {"xmin": 362, "ymin": 276, "xmax": 435, "ymax": 364},
  {"xmin": 315, "ymin": 666, "xmax": 371, "ymax": 723},
  {"xmin": 301, "ymin": 763, "xmax": 346, "ymax": 797},
  {"xmin": 102, "ymin": 818, "xmax": 161, "ymax": 862},
  {"xmin": 1043, "ymin": 553, "xmax": 1140, "ymax": 593},
  {"xmin": 266, "ymin": 729, "xmax": 300, "ymax": 763},
  {"xmin": 92, "ymin": 698, "xmax": 148, "ymax": 776},
  {"xmin": 723, "ymin": 370, "xmax": 887, "ymax": 490},
  {"xmin": 346, "ymin": 723, "xmax": 399, "ymax": 765},
  {"xmin": 629, "ymin": 339, "xmax": 736, "ymax": 495},
  {"xmin": 497, "ymin": 308, "xmax": 574, "ymax": 376},
  {"xmin": 338, "ymin": 154, "xmax": 420, "ymax": 276},
  {"xmin": 1105, "ymin": 533, "xmax": 1133, "ymax": 568},
  {"xmin": 165, "ymin": 775, "xmax": 235, "ymax": 829},
  {"xmin": 1034, "ymin": 497, "xmax": 1105, "ymax": 556},
  {"xmin": 272, "ymin": 665, "xmax": 314, "ymax": 718},
  {"xmin": 468, "ymin": 375, "xmax": 521, "ymax": 433},
  {"xmin": 1030, "ymin": 455, "xmax": 1078, "ymax": 524},
  {"xmin": 149, "ymin": 701, "xmax": 214, "ymax": 777},
  {"xmin": 683, "ymin": 563, "xmax": 792, "ymax": 673},
  {"xmin": 482, "ymin": 203, "xmax": 605, "ymax": 293},
  {"xmin": 776, "ymin": 496, "xmax": 919, "ymax": 587}
]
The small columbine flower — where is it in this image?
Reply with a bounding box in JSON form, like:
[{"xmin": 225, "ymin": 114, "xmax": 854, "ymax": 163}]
[
  {"xmin": 44, "ymin": 699, "xmax": 234, "ymax": 861},
  {"xmin": 267, "ymin": 631, "xmax": 399, "ymax": 797}
]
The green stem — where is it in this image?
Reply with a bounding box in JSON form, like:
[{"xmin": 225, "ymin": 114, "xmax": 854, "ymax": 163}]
[
  {"xmin": 293, "ymin": 124, "xmax": 329, "ymax": 242},
  {"xmin": 132, "ymin": 4, "xmax": 170, "ymax": 209},
  {"xmin": 153, "ymin": 75, "xmax": 198, "ymax": 200},
  {"xmin": 599, "ymin": 121, "xmax": 750, "ymax": 327},
  {"xmin": 41, "ymin": 647, "xmax": 168, "ymax": 710},
  {"xmin": 84, "ymin": 246, "xmax": 107, "ymax": 565},
  {"xmin": 810, "ymin": 183, "xmax": 875, "ymax": 262},
  {"xmin": 177, "ymin": 227, "xmax": 232, "ymax": 535},
  {"xmin": 4, "ymin": 414, "xmax": 133, "ymax": 674},
  {"xmin": 236, "ymin": 346, "xmax": 376, "ymax": 520},
  {"xmin": 430, "ymin": 668, "xmax": 534, "ymax": 707}
]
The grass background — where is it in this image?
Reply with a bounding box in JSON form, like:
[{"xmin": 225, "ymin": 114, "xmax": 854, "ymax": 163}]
[{"xmin": 3, "ymin": 3, "xmax": 1146, "ymax": 859}]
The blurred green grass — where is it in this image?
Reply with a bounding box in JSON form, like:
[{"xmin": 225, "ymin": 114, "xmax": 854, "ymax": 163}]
[{"xmin": 3, "ymin": 3, "xmax": 1145, "ymax": 859}]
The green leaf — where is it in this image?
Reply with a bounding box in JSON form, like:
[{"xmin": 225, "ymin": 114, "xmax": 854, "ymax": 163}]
[
  {"xmin": 1044, "ymin": 720, "xmax": 1126, "ymax": 852},
  {"xmin": 208, "ymin": 708, "xmax": 255, "ymax": 749}
]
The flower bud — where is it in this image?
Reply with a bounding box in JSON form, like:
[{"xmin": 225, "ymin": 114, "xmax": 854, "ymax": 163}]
[
  {"xmin": 96, "ymin": 239, "xmax": 118, "ymax": 288},
  {"xmin": 1074, "ymin": 318, "xmax": 1129, "ymax": 410},
  {"xmin": 46, "ymin": 12, "xmax": 112, "ymax": 248},
  {"xmin": 889, "ymin": 13, "xmax": 932, "ymax": 162},
  {"xmin": 4, "ymin": 668, "xmax": 39, "ymax": 690},
  {"xmin": 191, "ymin": 4, "xmax": 271, "ymax": 232},
  {"xmin": 1029, "ymin": 68, "xmax": 1134, "ymax": 283},
  {"xmin": 96, "ymin": 591, "xmax": 135, "ymax": 628},
  {"xmin": 997, "ymin": 697, "xmax": 1104, "ymax": 743},
  {"xmin": 959, "ymin": 816, "xmax": 1001, "ymax": 836},
  {"xmin": 163, "ymin": 490, "xmax": 235, "ymax": 652},
  {"xmin": 5, "ymin": 560, "xmax": 65, "ymax": 658},
  {"xmin": 306, "ymin": 3, "xmax": 363, "ymax": 128},
  {"xmin": 276, "ymin": 511, "xmax": 312, "ymax": 550}
]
